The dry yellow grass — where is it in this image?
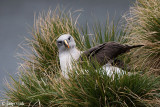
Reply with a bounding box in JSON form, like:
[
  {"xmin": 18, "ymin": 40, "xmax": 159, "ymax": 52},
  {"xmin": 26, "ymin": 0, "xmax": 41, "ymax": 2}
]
[{"xmin": 124, "ymin": 0, "xmax": 160, "ymax": 73}]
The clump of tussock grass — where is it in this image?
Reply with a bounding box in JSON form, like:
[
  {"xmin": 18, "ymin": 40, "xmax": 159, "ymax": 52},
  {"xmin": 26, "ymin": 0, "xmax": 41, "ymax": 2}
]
[
  {"xmin": 51, "ymin": 64, "xmax": 160, "ymax": 107},
  {"xmin": 4, "ymin": 5, "xmax": 160, "ymax": 107},
  {"xmin": 5, "ymin": 63, "xmax": 160, "ymax": 106},
  {"xmin": 4, "ymin": 8, "xmax": 84, "ymax": 106},
  {"xmin": 5, "ymin": 67, "xmax": 60, "ymax": 106},
  {"xmin": 124, "ymin": 0, "xmax": 160, "ymax": 73}
]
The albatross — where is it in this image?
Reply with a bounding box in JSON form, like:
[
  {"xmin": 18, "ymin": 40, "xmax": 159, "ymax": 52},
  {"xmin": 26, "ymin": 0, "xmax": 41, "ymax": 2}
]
[{"xmin": 57, "ymin": 34, "xmax": 143, "ymax": 78}]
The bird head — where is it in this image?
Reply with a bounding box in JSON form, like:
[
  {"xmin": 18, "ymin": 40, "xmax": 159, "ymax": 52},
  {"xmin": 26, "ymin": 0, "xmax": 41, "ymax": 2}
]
[{"xmin": 57, "ymin": 34, "xmax": 76, "ymax": 52}]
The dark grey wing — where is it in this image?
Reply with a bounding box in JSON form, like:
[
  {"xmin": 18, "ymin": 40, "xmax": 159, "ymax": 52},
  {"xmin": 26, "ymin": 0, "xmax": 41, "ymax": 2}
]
[
  {"xmin": 81, "ymin": 43, "xmax": 106, "ymax": 58},
  {"xmin": 80, "ymin": 42, "xmax": 143, "ymax": 66}
]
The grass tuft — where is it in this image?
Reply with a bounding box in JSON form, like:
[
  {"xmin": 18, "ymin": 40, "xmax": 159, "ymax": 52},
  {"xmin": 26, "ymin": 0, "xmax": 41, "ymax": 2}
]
[
  {"xmin": 51, "ymin": 64, "xmax": 160, "ymax": 107},
  {"xmin": 124, "ymin": 0, "xmax": 160, "ymax": 73}
]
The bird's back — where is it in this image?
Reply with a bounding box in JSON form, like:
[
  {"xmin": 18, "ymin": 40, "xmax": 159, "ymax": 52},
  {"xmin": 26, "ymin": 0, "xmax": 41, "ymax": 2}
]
[{"xmin": 80, "ymin": 42, "xmax": 143, "ymax": 66}]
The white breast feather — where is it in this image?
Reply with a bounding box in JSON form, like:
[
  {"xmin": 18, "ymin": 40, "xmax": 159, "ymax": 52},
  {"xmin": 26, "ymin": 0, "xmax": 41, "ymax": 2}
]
[{"xmin": 59, "ymin": 48, "xmax": 81, "ymax": 78}]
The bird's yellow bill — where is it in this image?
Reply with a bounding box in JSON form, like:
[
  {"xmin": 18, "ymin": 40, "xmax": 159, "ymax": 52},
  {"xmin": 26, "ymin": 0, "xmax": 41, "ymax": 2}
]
[{"xmin": 64, "ymin": 40, "xmax": 69, "ymax": 48}]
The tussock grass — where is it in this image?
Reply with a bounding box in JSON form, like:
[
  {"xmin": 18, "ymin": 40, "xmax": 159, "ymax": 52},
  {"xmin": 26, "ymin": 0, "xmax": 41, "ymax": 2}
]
[
  {"xmin": 124, "ymin": 0, "xmax": 160, "ymax": 73},
  {"xmin": 5, "ymin": 62, "xmax": 160, "ymax": 106},
  {"xmin": 4, "ymin": 2, "xmax": 160, "ymax": 107},
  {"xmin": 51, "ymin": 64, "xmax": 160, "ymax": 107}
]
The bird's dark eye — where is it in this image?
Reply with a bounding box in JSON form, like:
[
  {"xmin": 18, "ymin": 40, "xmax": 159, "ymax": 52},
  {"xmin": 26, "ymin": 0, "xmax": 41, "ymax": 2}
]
[
  {"xmin": 68, "ymin": 36, "xmax": 71, "ymax": 40},
  {"xmin": 57, "ymin": 41, "xmax": 62, "ymax": 44}
]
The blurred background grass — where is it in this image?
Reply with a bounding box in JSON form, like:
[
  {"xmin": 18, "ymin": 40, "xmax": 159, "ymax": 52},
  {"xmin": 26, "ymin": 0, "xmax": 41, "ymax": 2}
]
[{"xmin": 124, "ymin": 0, "xmax": 160, "ymax": 74}]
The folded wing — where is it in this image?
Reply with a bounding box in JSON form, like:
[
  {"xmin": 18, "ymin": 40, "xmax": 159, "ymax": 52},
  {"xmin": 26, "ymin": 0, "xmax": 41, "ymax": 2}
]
[{"xmin": 80, "ymin": 42, "xmax": 143, "ymax": 66}]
